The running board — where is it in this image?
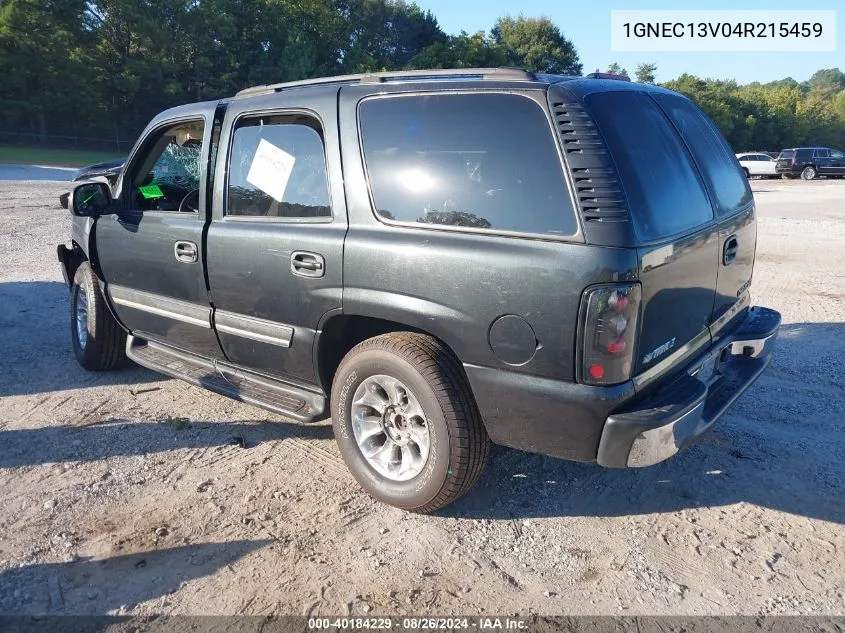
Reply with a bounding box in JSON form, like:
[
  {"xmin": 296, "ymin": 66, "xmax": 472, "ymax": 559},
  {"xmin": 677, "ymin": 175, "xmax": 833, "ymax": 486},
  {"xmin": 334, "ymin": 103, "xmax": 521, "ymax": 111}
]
[{"xmin": 126, "ymin": 336, "xmax": 326, "ymax": 422}]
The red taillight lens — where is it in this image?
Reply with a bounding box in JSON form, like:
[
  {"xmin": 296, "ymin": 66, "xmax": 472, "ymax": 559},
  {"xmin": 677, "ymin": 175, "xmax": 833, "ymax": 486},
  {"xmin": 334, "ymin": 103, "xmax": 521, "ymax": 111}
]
[
  {"xmin": 580, "ymin": 283, "xmax": 641, "ymax": 385},
  {"xmin": 791, "ymin": 155, "xmax": 796, "ymax": 165}
]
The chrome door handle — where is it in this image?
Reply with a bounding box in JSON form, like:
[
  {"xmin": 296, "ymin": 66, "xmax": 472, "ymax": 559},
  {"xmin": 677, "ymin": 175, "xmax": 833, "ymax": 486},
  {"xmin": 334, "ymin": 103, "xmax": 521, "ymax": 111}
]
[
  {"xmin": 723, "ymin": 236, "xmax": 738, "ymax": 265},
  {"xmin": 291, "ymin": 251, "xmax": 325, "ymax": 278},
  {"xmin": 174, "ymin": 240, "xmax": 198, "ymax": 263}
]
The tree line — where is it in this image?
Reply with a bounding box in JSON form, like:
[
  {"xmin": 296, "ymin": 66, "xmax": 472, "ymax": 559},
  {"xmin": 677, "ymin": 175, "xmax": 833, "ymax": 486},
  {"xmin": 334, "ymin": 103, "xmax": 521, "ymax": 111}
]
[{"xmin": 1, "ymin": 0, "xmax": 843, "ymax": 153}]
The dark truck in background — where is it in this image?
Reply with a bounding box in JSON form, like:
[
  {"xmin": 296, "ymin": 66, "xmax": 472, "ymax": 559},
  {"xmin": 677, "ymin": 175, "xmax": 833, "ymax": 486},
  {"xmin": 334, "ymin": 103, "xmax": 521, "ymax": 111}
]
[{"xmin": 59, "ymin": 68, "xmax": 780, "ymax": 512}]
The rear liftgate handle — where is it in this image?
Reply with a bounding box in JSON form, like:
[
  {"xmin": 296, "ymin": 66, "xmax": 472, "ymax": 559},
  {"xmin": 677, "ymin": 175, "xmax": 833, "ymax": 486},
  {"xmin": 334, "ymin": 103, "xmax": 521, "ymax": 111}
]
[
  {"xmin": 723, "ymin": 235, "xmax": 738, "ymax": 265},
  {"xmin": 291, "ymin": 251, "xmax": 325, "ymax": 278}
]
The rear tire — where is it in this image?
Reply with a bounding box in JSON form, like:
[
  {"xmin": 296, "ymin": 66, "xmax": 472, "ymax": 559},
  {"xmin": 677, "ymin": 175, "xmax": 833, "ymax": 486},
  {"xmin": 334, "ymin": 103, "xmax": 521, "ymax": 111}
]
[
  {"xmin": 331, "ymin": 332, "xmax": 489, "ymax": 513},
  {"xmin": 742, "ymin": 168, "xmax": 750, "ymax": 179},
  {"xmin": 70, "ymin": 261, "xmax": 128, "ymax": 370},
  {"xmin": 801, "ymin": 166, "xmax": 817, "ymax": 180}
]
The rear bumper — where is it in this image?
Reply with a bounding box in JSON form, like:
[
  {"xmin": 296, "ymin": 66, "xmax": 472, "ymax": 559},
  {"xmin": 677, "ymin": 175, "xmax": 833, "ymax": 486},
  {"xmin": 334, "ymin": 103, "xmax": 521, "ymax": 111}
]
[
  {"xmin": 466, "ymin": 305, "xmax": 780, "ymax": 465},
  {"xmin": 597, "ymin": 306, "xmax": 780, "ymax": 467}
]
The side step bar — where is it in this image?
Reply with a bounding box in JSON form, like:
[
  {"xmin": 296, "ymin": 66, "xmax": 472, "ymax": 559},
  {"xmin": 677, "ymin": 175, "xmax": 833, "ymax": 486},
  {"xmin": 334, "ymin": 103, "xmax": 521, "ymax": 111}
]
[{"xmin": 126, "ymin": 336, "xmax": 326, "ymax": 422}]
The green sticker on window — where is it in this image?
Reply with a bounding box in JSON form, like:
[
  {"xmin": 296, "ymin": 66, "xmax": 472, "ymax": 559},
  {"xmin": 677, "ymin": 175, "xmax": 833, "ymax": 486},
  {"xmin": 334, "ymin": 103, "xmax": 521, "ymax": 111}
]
[{"xmin": 138, "ymin": 184, "xmax": 164, "ymax": 199}]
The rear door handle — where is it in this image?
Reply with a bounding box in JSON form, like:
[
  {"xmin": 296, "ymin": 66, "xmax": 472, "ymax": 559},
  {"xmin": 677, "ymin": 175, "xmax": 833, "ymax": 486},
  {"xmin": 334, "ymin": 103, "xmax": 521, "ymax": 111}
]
[
  {"xmin": 291, "ymin": 251, "xmax": 325, "ymax": 278},
  {"xmin": 174, "ymin": 240, "xmax": 198, "ymax": 263},
  {"xmin": 723, "ymin": 236, "xmax": 738, "ymax": 265}
]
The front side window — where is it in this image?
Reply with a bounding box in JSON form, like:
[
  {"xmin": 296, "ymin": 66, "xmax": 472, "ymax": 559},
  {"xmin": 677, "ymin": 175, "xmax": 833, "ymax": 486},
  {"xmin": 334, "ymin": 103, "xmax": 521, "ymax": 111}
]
[
  {"xmin": 585, "ymin": 91, "xmax": 713, "ymax": 241},
  {"xmin": 831, "ymin": 149, "xmax": 844, "ymax": 159},
  {"xmin": 227, "ymin": 114, "xmax": 330, "ymax": 219},
  {"xmin": 359, "ymin": 93, "xmax": 578, "ymax": 237},
  {"xmin": 653, "ymin": 93, "xmax": 752, "ymax": 218},
  {"xmin": 128, "ymin": 120, "xmax": 205, "ymax": 212}
]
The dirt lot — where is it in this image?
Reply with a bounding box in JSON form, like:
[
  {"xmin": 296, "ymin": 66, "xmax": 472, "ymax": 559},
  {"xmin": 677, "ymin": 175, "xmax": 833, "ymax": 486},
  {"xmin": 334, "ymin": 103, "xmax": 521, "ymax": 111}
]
[{"xmin": 1, "ymin": 179, "xmax": 843, "ymax": 617}]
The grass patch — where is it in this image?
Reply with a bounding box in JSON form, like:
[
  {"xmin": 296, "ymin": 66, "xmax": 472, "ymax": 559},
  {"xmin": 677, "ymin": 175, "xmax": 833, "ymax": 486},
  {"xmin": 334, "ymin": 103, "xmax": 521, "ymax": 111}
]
[
  {"xmin": 164, "ymin": 415, "xmax": 191, "ymax": 430},
  {"xmin": 0, "ymin": 146, "xmax": 124, "ymax": 168}
]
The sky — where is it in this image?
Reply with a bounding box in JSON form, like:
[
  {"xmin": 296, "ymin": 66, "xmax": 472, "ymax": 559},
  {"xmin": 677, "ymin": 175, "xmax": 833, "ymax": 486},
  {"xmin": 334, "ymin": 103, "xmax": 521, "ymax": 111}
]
[{"xmin": 414, "ymin": 0, "xmax": 843, "ymax": 84}]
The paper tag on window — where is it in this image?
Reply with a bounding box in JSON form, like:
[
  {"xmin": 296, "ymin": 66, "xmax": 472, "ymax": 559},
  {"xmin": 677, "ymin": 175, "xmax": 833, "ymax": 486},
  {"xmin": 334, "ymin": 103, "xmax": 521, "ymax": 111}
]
[{"xmin": 246, "ymin": 138, "xmax": 296, "ymax": 202}]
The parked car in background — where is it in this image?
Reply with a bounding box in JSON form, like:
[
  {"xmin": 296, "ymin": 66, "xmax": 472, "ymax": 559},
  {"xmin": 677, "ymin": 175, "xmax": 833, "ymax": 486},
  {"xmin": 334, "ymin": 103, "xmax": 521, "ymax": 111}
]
[
  {"xmin": 59, "ymin": 68, "xmax": 780, "ymax": 512},
  {"xmin": 775, "ymin": 147, "xmax": 845, "ymax": 180},
  {"xmin": 736, "ymin": 152, "xmax": 778, "ymax": 179},
  {"xmin": 59, "ymin": 157, "xmax": 125, "ymax": 208}
]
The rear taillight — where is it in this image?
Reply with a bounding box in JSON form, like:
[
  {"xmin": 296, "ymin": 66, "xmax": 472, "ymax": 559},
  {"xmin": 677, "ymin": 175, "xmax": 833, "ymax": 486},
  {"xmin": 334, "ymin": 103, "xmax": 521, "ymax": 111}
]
[
  {"xmin": 579, "ymin": 283, "xmax": 641, "ymax": 386},
  {"xmin": 791, "ymin": 155, "xmax": 796, "ymax": 165}
]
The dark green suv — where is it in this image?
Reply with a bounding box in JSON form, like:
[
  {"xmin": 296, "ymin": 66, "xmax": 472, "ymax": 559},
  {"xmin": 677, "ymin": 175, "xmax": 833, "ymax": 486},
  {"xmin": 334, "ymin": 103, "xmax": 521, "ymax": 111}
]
[{"xmin": 59, "ymin": 68, "xmax": 780, "ymax": 512}]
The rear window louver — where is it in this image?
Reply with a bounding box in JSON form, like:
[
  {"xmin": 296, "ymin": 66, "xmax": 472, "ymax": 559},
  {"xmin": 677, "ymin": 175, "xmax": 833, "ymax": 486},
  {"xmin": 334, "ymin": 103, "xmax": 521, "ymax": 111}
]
[{"xmin": 552, "ymin": 100, "xmax": 629, "ymax": 224}]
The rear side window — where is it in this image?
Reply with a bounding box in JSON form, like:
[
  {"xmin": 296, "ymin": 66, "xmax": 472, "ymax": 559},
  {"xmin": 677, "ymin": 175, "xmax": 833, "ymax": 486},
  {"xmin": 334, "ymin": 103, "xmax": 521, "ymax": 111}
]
[
  {"xmin": 227, "ymin": 114, "xmax": 331, "ymax": 219},
  {"xmin": 653, "ymin": 94, "xmax": 752, "ymax": 218},
  {"xmin": 796, "ymin": 149, "xmax": 812, "ymax": 160},
  {"xmin": 585, "ymin": 91, "xmax": 713, "ymax": 241},
  {"xmin": 814, "ymin": 148, "xmax": 830, "ymax": 158},
  {"xmin": 359, "ymin": 93, "xmax": 578, "ymax": 237}
]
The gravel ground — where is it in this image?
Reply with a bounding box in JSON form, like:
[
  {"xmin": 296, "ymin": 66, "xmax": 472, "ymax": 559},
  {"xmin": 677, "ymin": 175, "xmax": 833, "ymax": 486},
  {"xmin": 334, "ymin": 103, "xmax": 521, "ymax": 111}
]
[{"xmin": 0, "ymin": 179, "xmax": 843, "ymax": 617}]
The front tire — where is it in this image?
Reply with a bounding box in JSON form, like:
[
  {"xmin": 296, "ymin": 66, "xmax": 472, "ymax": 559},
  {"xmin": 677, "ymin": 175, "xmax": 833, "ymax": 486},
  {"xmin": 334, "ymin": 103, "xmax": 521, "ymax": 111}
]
[
  {"xmin": 70, "ymin": 262, "xmax": 128, "ymax": 370},
  {"xmin": 331, "ymin": 332, "xmax": 489, "ymax": 513},
  {"xmin": 801, "ymin": 166, "xmax": 817, "ymax": 180}
]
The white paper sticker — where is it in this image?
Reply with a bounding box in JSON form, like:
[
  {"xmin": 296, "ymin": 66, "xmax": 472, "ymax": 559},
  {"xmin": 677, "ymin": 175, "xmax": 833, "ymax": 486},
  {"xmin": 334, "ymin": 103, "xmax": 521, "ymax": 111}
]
[{"xmin": 246, "ymin": 138, "xmax": 296, "ymax": 202}]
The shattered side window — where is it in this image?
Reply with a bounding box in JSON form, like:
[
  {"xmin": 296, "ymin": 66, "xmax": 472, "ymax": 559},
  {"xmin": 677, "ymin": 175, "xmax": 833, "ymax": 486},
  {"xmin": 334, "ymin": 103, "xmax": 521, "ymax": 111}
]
[
  {"xmin": 152, "ymin": 143, "xmax": 202, "ymax": 190},
  {"xmin": 129, "ymin": 120, "xmax": 205, "ymax": 212}
]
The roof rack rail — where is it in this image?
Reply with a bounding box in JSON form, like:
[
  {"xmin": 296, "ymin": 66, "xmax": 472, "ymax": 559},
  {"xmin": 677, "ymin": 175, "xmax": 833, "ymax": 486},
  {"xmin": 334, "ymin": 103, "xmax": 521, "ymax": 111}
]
[
  {"xmin": 585, "ymin": 72, "xmax": 632, "ymax": 82},
  {"xmin": 235, "ymin": 67, "xmax": 537, "ymax": 98}
]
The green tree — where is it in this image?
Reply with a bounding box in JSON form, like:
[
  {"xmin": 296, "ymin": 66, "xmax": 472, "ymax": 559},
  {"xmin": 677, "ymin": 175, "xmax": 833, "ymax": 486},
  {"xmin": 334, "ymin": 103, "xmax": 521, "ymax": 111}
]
[
  {"xmin": 408, "ymin": 31, "xmax": 507, "ymax": 69},
  {"xmin": 606, "ymin": 62, "xmax": 628, "ymax": 77},
  {"xmin": 808, "ymin": 68, "xmax": 845, "ymax": 92},
  {"xmin": 635, "ymin": 62, "xmax": 656, "ymax": 84},
  {"xmin": 338, "ymin": 0, "xmax": 446, "ymax": 72},
  {"xmin": 491, "ymin": 15, "xmax": 582, "ymax": 75},
  {"xmin": 0, "ymin": 0, "xmax": 96, "ymax": 143}
]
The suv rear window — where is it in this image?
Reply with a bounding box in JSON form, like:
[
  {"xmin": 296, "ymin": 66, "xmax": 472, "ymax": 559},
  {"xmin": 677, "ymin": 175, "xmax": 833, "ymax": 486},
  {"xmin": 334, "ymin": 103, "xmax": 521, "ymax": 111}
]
[
  {"xmin": 653, "ymin": 93, "xmax": 753, "ymax": 218},
  {"xmin": 585, "ymin": 91, "xmax": 713, "ymax": 241},
  {"xmin": 779, "ymin": 150, "xmax": 794, "ymax": 159},
  {"xmin": 359, "ymin": 93, "xmax": 578, "ymax": 237}
]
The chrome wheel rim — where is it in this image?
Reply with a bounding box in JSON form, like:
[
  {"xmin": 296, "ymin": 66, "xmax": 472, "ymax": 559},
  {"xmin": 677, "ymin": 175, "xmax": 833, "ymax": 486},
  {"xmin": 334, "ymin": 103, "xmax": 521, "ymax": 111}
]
[
  {"xmin": 351, "ymin": 375, "xmax": 430, "ymax": 481},
  {"xmin": 804, "ymin": 168, "xmax": 815, "ymax": 179},
  {"xmin": 74, "ymin": 285, "xmax": 89, "ymax": 348}
]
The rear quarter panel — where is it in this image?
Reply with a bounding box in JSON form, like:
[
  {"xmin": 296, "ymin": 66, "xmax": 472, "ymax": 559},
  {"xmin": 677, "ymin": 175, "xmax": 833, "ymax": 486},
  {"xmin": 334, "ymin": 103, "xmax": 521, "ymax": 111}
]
[{"xmin": 338, "ymin": 83, "xmax": 639, "ymax": 382}]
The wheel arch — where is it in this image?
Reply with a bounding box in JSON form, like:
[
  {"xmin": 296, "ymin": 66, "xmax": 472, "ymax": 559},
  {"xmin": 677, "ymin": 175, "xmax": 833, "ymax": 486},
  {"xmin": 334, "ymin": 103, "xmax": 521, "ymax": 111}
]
[
  {"xmin": 58, "ymin": 240, "xmax": 88, "ymax": 288},
  {"xmin": 313, "ymin": 312, "xmax": 462, "ymax": 397}
]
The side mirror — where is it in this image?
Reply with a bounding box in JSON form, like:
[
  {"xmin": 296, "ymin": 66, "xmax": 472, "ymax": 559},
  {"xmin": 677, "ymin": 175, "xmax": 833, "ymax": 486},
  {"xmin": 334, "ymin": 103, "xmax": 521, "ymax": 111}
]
[{"xmin": 71, "ymin": 181, "xmax": 114, "ymax": 217}]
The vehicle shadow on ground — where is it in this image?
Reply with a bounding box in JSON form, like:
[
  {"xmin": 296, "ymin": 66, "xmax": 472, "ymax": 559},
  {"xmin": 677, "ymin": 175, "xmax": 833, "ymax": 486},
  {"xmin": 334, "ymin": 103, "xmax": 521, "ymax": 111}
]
[
  {"xmin": 0, "ymin": 539, "xmax": 269, "ymax": 616},
  {"xmin": 450, "ymin": 322, "xmax": 845, "ymax": 525},
  {"xmin": 0, "ymin": 417, "xmax": 333, "ymax": 468},
  {"xmin": 1, "ymin": 281, "xmax": 160, "ymax": 397}
]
